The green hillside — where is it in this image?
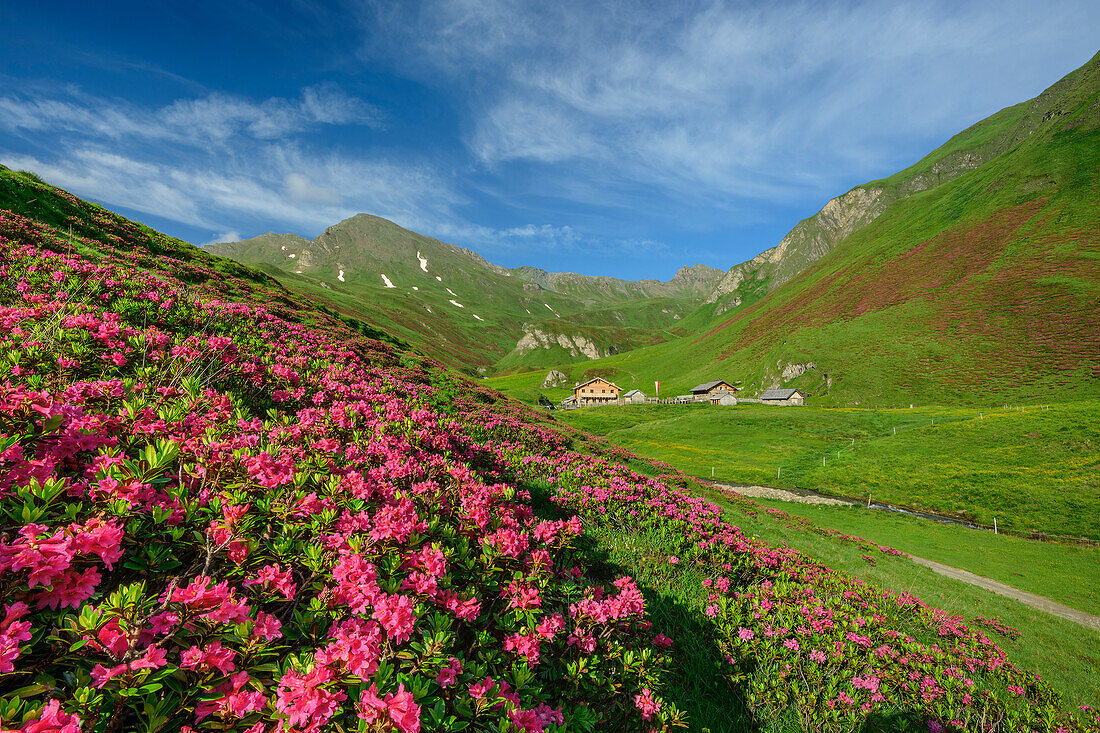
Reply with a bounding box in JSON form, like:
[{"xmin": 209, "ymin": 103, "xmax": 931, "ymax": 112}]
[
  {"xmin": 494, "ymin": 50, "xmax": 1100, "ymax": 406},
  {"xmin": 207, "ymin": 216, "xmax": 722, "ymax": 375}
]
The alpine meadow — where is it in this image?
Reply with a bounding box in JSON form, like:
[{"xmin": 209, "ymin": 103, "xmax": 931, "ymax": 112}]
[{"xmin": 2, "ymin": 4, "xmax": 1099, "ymax": 733}]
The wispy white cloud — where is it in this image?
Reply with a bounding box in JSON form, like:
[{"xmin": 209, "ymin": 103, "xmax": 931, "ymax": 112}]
[
  {"xmin": 202, "ymin": 231, "xmax": 242, "ymax": 246},
  {"xmin": 0, "ymin": 84, "xmax": 451, "ymax": 240},
  {"xmin": 358, "ymin": 0, "xmax": 1100, "ymax": 208},
  {"xmin": 0, "ymin": 83, "xmax": 381, "ymax": 147}
]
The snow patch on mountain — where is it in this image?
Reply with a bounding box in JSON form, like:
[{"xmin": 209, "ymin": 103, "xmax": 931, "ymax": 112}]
[
  {"xmin": 473, "ymin": 314, "xmax": 484, "ymax": 321},
  {"xmin": 380, "ymin": 274, "xmax": 395, "ymax": 288},
  {"xmin": 337, "ymin": 269, "xmax": 345, "ymax": 282},
  {"xmin": 449, "ymin": 299, "xmax": 465, "ymax": 308},
  {"xmin": 417, "ymin": 251, "xmax": 428, "ymax": 272}
]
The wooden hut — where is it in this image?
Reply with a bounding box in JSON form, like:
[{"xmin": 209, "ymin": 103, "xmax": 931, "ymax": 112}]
[
  {"xmin": 689, "ymin": 380, "xmax": 739, "ymax": 402},
  {"xmin": 573, "ymin": 377, "xmax": 621, "ymax": 406}
]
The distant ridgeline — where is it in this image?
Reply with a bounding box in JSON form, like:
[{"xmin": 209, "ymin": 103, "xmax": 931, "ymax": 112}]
[{"xmin": 206, "ymin": 216, "xmax": 724, "ymax": 377}]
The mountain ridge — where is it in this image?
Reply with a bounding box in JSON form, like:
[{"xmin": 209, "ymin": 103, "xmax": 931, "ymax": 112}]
[
  {"xmin": 704, "ymin": 49, "xmax": 1100, "ymax": 313},
  {"xmin": 209, "ymin": 219, "xmax": 723, "ymax": 299},
  {"xmin": 206, "ymin": 212, "xmax": 722, "ymax": 375}
]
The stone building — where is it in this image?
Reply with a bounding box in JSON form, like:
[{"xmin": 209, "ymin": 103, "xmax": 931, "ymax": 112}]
[{"xmin": 759, "ymin": 388, "xmax": 807, "ymax": 406}]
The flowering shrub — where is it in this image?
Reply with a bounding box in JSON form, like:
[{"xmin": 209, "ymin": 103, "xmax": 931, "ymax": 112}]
[
  {"xmin": 469, "ymin": 414, "xmax": 1100, "ymax": 733},
  {"xmin": 0, "ymin": 211, "xmax": 682, "ymax": 732}
]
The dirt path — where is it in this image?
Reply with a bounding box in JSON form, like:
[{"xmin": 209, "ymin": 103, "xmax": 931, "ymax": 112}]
[
  {"xmin": 715, "ymin": 483, "xmax": 855, "ymax": 506},
  {"xmin": 907, "ymin": 556, "xmax": 1100, "ymax": 633},
  {"xmin": 716, "ymin": 482, "xmax": 1100, "ymax": 633}
]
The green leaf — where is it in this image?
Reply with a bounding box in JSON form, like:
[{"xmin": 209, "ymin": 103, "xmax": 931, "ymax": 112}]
[{"xmin": 9, "ymin": 683, "xmax": 51, "ymax": 699}]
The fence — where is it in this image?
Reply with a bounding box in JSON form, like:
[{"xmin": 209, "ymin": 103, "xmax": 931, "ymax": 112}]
[{"xmin": 755, "ymin": 403, "xmax": 1094, "ymax": 545}]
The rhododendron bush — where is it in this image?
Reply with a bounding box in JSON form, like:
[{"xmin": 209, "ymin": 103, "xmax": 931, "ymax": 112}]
[
  {"xmin": 467, "ymin": 418, "xmax": 1100, "ymax": 733},
  {"xmin": 0, "ymin": 213, "xmax": 682, "ymax": 732}
]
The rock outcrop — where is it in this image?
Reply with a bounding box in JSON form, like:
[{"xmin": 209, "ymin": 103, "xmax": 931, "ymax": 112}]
[
  {"xmin": 542, "ymin": 369, "xmax": 568, "ymax": 388},
  {"xmin": 512, "ymin": 327, "xmax": 609, "ymax": 360},
  {"xmin": 706, "ymin": 186, "xmax": 886, "ymax": 305}
]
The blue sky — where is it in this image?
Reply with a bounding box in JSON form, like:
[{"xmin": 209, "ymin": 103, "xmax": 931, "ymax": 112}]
[{"xmin": 2, "ymin": 1, "xmax": 1098, "ymax": 280}]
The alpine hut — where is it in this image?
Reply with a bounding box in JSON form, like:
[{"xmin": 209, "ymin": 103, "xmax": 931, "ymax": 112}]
[
  {"xmin": 573, "ymin": 377, "xmax": 621, "ymax": 406},
  {"xmin": 759, "ymin": 388, "xmax": 807, "ymax": 406},
  {"xmin": 689, "ymin": 380, "xmax": 739, "ymax": 403}
]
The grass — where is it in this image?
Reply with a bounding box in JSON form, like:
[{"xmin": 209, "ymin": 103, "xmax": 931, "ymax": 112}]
[
  {"xmin": 722, "ymin": 499, "xmax": 1100, "ymax": 714},
  {"xmin": 795, "ymin": 402, "xmax": 1100, "ymax": 540},
  {"xmin": 547, "ymin": 396, "xmax": 1100, "ymax": 703},
  {"xmin": 753, "ymin": 499, "xmax": 1100, "ymax": 618},
  {"xmin": 553, "ymin": 401, "xmax": 1100, "ymax": 540}
]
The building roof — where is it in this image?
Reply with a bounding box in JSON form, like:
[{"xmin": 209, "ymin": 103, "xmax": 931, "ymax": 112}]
[
  {"xmin": 689, "ymin": 380, "xmax": 737, "ymax": 393},
  {"xmin": 622, "ymin": 389, "xmax": 645, "ymax": 398},
  {"xmin": 759, "ymin": 388, "xmax": 805, "ymax": 400},
  {"xmin": 574, "ymin": 377, "xmax": 621, "ymax": 390}
]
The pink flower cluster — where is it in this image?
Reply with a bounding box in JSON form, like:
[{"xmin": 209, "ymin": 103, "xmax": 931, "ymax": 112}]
[{"xmin": 0, "ymin": 210, "xmax": 676, "ymax": 732}]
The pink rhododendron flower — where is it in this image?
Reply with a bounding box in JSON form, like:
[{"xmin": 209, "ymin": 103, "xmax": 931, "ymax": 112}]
[
  {"xmin": 436, "ymin": 657, "xmax": 463, "ymax": 688},
  {"xmin": 169, "ymin": 576, "xmax": 251, "ymax": 624},
  {"xmin": 69, "ymin": 517, "xmax": 124, "ymax": 567},
  {"xmin": 357, "ymin": 683, "xmax": 421, "ymax": 733},
  {"xmin": 195, "ymin": 671, "xmax": 267, "ymax": 721},
  {"xmin": 244, "ymin": 563, "xmax": 296, "ymax": 599},
  {"xmin": 35, "ymin": 567, "xmax": 101, "ymax": 610},
  {"xmin": 181, "ymin": 639, "xmax": 236, "ymax": 675},
  {"xmin": 91, "ymin": 646, "xmax": 167, "ymax": 688},
  {"xmin": 18, "ymin": 699, "xmax": 81, "ymax": 733},
  {"xmin": 0, "ymin": 602, "xmax": 32, "ymax": 673},
  {"xmin": 504, "ymin": 631, "xmax": 542, "ymax": 665},
  {"xmin": 315, "ymin": 617, "xmax": 382, "ymax": 677},
  {"xmin": 371, "ymin": 593, "xmax": 417, "ymax": 645},
  {"xmin": 253, "ymin": 610, "xmax": 283, "ymax": 641},
  {"xmin": 469, "ymin": 677, "xmax": 495, "ymax": 700},
  {"xmin": 504, "ymin": 581, "xmax": 541, "ymax": 610},
  {"xmin": 634, "ymin": 688, "xmax": 661, "ymax": 721},
  {"xmin": 275, "ymin": 665, "xmax": 346, "ymax": 732},
  {"xmin": 536, "ymin": 613, "xmax": 564, "ymax": 640}
]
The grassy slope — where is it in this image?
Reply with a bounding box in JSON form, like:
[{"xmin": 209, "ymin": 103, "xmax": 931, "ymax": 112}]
[
  {"xmin": 753, "ymin": 498, "xmax": 1100, "ymax": 618},
  {"xmin": 4, "ymin": 168, "xmax": 1099, "ymax": 725},
  {"xmin": 713, "ymin": 496, "xmax": 1100, "ymax": 713},
  {"xmin": 554, "ymin": 402, "xmax": 1100, "ymax": 539},
  {"xmin": 525, "ymin": 51, "xmax": 1100, "ymax": 406},
  {"xmin": 623, "ymin": 482, "xmax": 1100, "ymax": 716}
]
